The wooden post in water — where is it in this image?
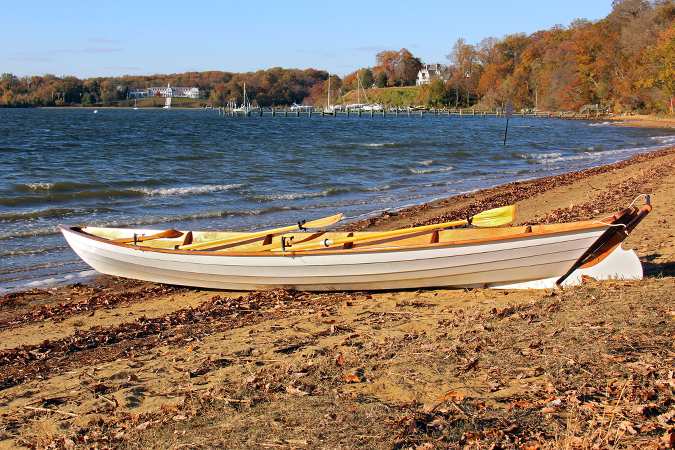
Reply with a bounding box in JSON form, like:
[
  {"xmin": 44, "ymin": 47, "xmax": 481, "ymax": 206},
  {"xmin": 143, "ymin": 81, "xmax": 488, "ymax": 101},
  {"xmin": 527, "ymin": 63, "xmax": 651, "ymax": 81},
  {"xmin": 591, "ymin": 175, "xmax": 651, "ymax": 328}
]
[{"xmin": 503, "ymin": 101, "xmax": 514, "ymax": 146}]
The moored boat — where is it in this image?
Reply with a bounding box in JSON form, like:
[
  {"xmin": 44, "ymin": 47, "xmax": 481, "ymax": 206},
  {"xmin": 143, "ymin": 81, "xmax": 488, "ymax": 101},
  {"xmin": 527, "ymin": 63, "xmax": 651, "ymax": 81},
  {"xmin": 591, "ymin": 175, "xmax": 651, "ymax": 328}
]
[{"xmin": 60, "ymin": 200, "xmax": 652, "ymax": 291}]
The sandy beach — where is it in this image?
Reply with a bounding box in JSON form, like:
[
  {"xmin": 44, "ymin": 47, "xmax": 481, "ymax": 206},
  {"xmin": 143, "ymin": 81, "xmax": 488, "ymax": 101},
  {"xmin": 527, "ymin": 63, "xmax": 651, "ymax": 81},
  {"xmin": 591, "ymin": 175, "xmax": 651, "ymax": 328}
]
[{"xmin": 1, "ymin": 146, "xmax": 674, "ymax": 448}]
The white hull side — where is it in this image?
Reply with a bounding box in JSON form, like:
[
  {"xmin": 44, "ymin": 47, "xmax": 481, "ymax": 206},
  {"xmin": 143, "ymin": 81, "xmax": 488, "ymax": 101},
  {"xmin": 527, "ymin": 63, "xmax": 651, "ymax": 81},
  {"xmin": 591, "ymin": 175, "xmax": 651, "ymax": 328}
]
[
  {"xmin": 491, "ymin": 245, "xmax": 643, "ymax": 289},
  {"xmin": 60, "ymin": 227, "xmax": 621, "ymax": 291}
]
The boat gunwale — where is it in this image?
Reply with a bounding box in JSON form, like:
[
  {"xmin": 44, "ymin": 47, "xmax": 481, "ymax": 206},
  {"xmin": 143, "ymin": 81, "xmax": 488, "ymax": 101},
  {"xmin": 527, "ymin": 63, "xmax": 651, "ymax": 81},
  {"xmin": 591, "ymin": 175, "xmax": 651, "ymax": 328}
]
[{"xmin": 59, "ymin": 218, "xmax": 613, "ymax": 258}]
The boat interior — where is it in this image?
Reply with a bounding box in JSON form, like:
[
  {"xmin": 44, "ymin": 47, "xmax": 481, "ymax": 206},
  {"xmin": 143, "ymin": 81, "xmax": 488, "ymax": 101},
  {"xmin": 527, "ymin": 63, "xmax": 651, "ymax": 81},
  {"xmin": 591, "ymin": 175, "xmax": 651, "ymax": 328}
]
[{"xmin": 76, "ymin": 219, "xmax": 610, "ymax": 254}]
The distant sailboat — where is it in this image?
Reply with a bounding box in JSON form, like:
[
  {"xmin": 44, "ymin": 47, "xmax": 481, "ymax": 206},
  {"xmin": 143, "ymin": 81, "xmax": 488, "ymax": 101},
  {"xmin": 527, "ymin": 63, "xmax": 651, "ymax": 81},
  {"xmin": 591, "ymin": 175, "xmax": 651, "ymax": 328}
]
[
  {"xmin": 163, "ymin": 83, "xmax": 172, "ymax": 109},
  {"xmin": 323, "ymin": 74, "xmax": 335, "ymax": 114},
  {"xmin": 233, "ymin": 83, "xmax": 253, "ymax": 114},
  {"xmin": 133, "ymin": 98, "xmax": 139, "ymax": 110},
  {"xmin": 347, "ymin": 74, "xmax": 382, "ymax": 111}
]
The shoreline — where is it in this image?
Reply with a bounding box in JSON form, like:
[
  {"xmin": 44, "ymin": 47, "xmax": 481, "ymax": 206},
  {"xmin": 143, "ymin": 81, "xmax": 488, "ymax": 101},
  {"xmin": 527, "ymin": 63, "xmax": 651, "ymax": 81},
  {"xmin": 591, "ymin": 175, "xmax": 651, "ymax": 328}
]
[
  {"xmin": 1, "ymin": 146, "xmax": 673, "ymax": 447},
  {"xmin": 345, "ymin": 146, "xmax": 675, "ymax": 232},
  {"xmin": 3, "ymin": 145, "xmax": 675, "ymax": 294}
]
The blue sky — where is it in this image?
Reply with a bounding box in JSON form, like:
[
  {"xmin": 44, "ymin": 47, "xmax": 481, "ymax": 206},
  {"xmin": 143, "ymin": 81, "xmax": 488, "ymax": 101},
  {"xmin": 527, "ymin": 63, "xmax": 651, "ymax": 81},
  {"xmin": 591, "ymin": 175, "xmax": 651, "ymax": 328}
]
[{"xmin": 2, "ymin": 1, "xmax": 612, "ymax": 78}]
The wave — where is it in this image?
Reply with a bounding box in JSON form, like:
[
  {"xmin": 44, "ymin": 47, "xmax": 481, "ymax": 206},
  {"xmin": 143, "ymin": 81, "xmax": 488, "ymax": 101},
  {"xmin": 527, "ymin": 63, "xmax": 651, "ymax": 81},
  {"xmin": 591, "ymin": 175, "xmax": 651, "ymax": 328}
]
[
  {"xmin": 326, "ymin": 142, "xmax": 405, "ymax": 150},
  {"xmin": 418, "ymin": 159, "xmax": 435, "ymax": 166},
  {"xmin": 362, "ymin": 142, "xmax": 397, "ymax": 148},
  {"xmin": 588, "ymin": 121, "xmax": 613, "ymax": 127},
  {"xmin": 649, "ymin": 135, "xmax": 675, "ymax": 145},
  {"xmin": 250, "ymin": 187, "xmax": 352, "ymax": 202},
  {"xmin": 0, "ymin": 206, "xmax": 302, "ymax": 241},
  {"xmin": 1, "ymin": 183, "xmax": 243, "ymax": 207},
  {"xmin": 132, "ymin": 184, "xmax": 242, "ymax": 196},
  {"xmin": 12, "ymin": 179, "xmax": 166, "ymax": 193},
  {"xmin": 408, "ymin": 165, "xmax": 454, "ymax": 175},
  {"xmin": 517, "ymin": 152, "xmax": 563, "ymax": 161},
  {"xmin": 0, "ymin": 245, "xmax": 66, "ymax": 258},
  {"xmin": 1, "ymin": 270, "xmax": 98, "ymax": 293},
  {"xmin": 0, "ymin": 207, "xmax": 113, "ymax": 222}
]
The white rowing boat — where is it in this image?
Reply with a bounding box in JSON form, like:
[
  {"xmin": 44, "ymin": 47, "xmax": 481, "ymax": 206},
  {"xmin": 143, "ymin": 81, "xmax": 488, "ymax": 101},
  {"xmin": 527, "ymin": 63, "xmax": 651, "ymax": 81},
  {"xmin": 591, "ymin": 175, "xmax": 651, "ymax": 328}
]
[{"xmin": 60, "ymin": 200, "xmax": 651, "ymax": 291}]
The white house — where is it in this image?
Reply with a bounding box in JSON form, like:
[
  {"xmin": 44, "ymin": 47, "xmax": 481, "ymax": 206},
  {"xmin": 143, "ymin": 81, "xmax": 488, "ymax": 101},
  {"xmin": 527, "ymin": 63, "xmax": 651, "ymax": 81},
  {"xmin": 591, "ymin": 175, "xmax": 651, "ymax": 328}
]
[
  {"xmin": 416, "ymin": 64, "xmax": 449, "ymax": 86},
  {"xmin": 130, "ymin": 84, "xmax": 200, "ymax": 99}
]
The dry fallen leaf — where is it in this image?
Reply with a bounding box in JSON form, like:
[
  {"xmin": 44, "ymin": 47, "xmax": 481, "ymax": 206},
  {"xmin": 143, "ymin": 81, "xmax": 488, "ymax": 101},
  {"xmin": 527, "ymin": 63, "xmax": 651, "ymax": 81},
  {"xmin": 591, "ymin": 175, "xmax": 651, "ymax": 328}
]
[
  {"xmin": 438, "ymin": 390, "xmax": 466, "ymax": 403},
  {"xmin": 343, "ymin": 373, "xmax": 361, "ymax": 383}
]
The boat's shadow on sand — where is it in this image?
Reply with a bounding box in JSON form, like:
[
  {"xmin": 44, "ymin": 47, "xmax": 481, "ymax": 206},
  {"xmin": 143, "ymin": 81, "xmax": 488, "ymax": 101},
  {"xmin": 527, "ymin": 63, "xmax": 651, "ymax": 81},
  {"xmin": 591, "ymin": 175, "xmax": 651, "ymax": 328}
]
[{"xmin": 641, "ymin": 253, "xmax": 675, "ymax": 277}]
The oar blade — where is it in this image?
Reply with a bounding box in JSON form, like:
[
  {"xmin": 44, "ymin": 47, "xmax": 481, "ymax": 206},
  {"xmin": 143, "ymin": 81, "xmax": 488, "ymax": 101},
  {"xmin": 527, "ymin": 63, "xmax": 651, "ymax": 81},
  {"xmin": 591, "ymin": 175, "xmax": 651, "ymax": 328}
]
[
  {"xmin": 158, "ymin": 229, "xmax": 185, "ymax": 239},
  {"xmin": 472, "ymin": 205, "xmax": 515, "ymax": 227},
  {"xmin": 303, "ymin": 213, "xmax": 344, "ymax": 229}
]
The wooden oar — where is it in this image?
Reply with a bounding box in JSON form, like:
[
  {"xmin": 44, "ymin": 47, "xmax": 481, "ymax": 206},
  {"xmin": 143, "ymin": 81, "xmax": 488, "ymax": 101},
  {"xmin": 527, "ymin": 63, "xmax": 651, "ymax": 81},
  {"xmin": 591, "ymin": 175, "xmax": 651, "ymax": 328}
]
[
  {"xmin": 112, "ymin": 229, "xmax": 183, "ymax": 244},
  {"xmin": 179, "ymin": 213, "xmax": 344, "ymax": 251},
  {"xmin": 276, "ymin": 205, "xmax": 515, "ymax": 252}
]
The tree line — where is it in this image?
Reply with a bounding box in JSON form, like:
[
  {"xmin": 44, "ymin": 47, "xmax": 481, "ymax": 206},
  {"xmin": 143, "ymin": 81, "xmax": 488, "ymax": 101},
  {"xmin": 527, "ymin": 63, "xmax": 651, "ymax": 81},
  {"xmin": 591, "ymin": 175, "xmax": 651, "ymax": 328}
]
[
  {"xmin": 338, "ymin": 0, "xmax": 673, "ymax": 113},
  {"xmin": 0, "ymin": 68, "xmax": 329, "ymax": 108},
  {"xmin": 1, "ymin": 0, "xmax": 672, "ymax": 113}
]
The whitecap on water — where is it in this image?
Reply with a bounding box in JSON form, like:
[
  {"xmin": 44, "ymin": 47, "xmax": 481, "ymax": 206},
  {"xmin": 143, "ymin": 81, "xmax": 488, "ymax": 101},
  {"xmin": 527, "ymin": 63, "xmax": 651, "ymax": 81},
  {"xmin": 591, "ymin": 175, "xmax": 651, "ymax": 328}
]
[
  {"xmin": 133, "ymin": 184, "xmax": 243, "ymax": 196},
  {"xmin": 408, "ymin": 165, "xmax": 454, "ymax": 174}
]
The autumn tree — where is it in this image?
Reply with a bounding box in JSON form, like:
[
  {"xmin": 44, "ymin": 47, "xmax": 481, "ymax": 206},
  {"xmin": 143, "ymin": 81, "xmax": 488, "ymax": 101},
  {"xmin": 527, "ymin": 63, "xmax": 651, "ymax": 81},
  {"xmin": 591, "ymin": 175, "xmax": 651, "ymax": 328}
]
[{"xmin": 375, "ymin": 48, "xmax": 422, "ymax": 86}]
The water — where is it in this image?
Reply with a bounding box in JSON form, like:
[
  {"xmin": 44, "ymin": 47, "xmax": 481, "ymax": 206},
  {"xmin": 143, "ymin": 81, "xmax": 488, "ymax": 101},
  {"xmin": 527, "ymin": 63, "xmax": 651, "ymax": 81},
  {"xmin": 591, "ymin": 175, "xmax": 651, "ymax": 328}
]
[{"xmin": 1, "ymin": 109, "xmax": 674, "ymax": 292}]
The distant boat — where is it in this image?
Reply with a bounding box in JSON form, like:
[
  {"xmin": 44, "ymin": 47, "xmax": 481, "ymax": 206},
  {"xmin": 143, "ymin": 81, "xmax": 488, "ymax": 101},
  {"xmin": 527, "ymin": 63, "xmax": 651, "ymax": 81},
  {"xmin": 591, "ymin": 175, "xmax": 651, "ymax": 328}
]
[
  {"xmin": 233, "ymin": 83, "xmax": 253, "ymax": 114},
  {"xmin": 346, "ymin": 75, "xmax": 382, "ymax": 112},
  {"xmin": 133, "ymin": 99, "xmax": 139, "ymax": 110},
  {"xmin": 163, "ymin": 97, "xmax": 172, "ymax": 109},
  {"xmin": 323, "ymin": 74, "xmax": 335, "ymax": 114},
  {"xmin": 93, "ymin": 110, "xmax": 98, "ymax": 114},
  {"xmin": 290, "ymin": 103, "xmax": 313, "ymax": 112}
]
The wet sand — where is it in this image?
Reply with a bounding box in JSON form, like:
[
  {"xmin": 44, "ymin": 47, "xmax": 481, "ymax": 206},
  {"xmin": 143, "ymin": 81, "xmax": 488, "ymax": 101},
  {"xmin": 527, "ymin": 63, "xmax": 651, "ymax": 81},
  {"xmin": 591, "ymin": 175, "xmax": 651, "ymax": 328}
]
[{"xmin": 0, "ymin": 147, "xmax": 673, "ymax": 448}]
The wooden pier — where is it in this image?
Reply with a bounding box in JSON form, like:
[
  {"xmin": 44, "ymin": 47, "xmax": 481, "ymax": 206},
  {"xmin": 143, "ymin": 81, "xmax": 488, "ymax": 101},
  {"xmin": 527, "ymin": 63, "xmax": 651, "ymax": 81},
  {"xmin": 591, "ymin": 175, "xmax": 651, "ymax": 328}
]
[{"xmin": 210, "ymin": 107, "xmax": 608, "ymax": 121}]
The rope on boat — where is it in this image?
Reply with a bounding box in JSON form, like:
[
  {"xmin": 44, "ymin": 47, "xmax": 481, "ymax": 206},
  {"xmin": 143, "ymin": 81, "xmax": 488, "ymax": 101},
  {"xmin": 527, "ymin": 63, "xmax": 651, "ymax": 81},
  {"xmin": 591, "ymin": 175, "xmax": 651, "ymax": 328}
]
[
  {"xmin": 628, "ymin": 193, "xmax": 650, "ymax": 209},
  {"xmin": 593, "ymin": 193, "xmax": 650, "ymax": 230}
]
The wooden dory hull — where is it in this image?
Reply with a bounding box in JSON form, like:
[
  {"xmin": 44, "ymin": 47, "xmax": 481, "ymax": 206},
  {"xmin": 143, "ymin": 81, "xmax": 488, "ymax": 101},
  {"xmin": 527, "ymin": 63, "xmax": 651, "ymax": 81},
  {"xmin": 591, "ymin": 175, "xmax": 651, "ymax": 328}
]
[{"xmin": 60, "ymin": 225, "xmax": 626, "ymax": 291}]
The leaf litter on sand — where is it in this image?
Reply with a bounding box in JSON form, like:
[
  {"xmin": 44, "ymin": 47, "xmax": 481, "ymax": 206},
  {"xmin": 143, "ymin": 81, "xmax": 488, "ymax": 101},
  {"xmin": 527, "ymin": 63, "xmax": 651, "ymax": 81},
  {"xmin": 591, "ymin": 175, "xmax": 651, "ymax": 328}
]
[
  {"xmin": 0, "ymin": 279, "xmax": 668, "ymax": 449},
  {"xmin": 0, "ymin": 289, "xmax": 354, "ymax": 391}
]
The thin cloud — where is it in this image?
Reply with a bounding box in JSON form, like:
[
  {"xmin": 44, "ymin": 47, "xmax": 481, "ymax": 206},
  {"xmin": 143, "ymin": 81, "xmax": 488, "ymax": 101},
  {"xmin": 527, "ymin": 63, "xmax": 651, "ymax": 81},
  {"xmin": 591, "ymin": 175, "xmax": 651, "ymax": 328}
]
[
  {"xmin": 88, "ymin": 37, "xmax": 121, "ymax": 44},
  {"xmin": 83, "ymin": 47, "xmax": 123, "ymax": 53},
  {"xmin": 9, "ymin": 55, "xmax": 52, "ymax": 62},
  {"xmin": 47, "ymin": 47, "xmax": 124, "ymax": 54}
]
